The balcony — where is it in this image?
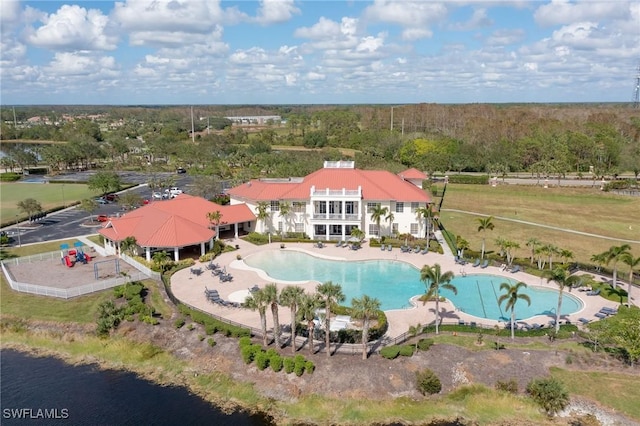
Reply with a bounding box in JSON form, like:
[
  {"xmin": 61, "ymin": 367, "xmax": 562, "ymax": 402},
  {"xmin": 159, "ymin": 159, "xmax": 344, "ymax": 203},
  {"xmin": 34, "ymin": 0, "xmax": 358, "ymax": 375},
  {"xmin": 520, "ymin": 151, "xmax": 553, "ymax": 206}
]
[
  {"xmin": 312, "ymin": 213, "xmax": 360, "ymax": 221},
  {"xmin": 310, "ymin": 185, "xmax": 362, "ymax": 198}
]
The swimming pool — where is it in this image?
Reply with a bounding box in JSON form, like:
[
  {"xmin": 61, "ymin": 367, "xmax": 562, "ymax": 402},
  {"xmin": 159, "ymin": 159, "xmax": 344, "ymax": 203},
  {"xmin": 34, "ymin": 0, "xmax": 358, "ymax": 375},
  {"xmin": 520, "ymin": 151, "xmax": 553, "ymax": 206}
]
[{"xmin": 244, "ymin": 250, "xmax": 583, "ymax": 319}]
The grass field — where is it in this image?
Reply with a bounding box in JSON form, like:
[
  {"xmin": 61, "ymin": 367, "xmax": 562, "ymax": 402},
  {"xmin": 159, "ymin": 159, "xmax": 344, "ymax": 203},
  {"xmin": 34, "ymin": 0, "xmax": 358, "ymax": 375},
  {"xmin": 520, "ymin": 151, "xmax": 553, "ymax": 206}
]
[
  {"xmin": 439, "ymin": 184, "xmax": 640, "ymax": 265},
  {"xmin": 0, "ymin": 182, "xmax": 96, "ymax": 222}
]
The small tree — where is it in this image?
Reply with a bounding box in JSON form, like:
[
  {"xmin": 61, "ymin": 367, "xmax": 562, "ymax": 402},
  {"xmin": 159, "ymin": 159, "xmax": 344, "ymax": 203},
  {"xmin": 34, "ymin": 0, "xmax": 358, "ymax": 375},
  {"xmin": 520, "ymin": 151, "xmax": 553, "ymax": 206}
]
[
  {"xmin": 416, "ymin": 368, "xmax": 442, "ymax": 395},
  {"xmin": 88, "ymin": 171, "xmax": 121, "ymax": 196},
  {"xmin": 79, "ymin": 198, "xmax": 98, "ymax": 223},
  {"xmin": 17, "ymin": 198, "xmax": 43, "ymax": 222},
  {"xmin": 526, "ymin": 377, "xmax": 570, "ymax": 416}
]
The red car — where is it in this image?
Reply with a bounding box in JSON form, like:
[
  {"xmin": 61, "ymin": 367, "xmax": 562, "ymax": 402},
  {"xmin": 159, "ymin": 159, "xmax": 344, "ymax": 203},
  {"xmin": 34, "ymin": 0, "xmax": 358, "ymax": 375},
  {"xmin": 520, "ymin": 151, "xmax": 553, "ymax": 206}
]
[
  {"xmin": 97, "ymin": 214, "xmax": 109, "ymax": 222},
  {"xmin": 105, "ymin": 193, "xmax": 119, "ymax": 202}
]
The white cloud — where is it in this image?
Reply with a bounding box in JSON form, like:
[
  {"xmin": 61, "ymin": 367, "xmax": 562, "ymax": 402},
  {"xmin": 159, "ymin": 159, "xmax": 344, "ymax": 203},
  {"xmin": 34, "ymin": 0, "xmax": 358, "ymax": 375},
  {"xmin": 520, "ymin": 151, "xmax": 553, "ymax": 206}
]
[
  {"xmin": 363, "ymin": 0, "xmax": 447, "ymax": 40},
  {"xmin": 0, "ymin": 0, "xmax": 21, "ymax": 31},
  {"xmin": 449, "ymin": 8, "xmax": 493, "ymax": 31},
  {"xmin": 26, "ymin": 5, "xmax": 117, "ymax": 51},
  {"xmin": 534, "ymin": 0, "xmax": 631, "ymax": 26},
  {"xmin": 487, "ymin": 29, "xmax": 525, "ymax": 46},
  {"xmin": 46, "ymin": 52, "xmax": 119, "ymax": 77},
  {"xmin": 254, "ymin": 0, "xmax": 300, "ymax": 25}
]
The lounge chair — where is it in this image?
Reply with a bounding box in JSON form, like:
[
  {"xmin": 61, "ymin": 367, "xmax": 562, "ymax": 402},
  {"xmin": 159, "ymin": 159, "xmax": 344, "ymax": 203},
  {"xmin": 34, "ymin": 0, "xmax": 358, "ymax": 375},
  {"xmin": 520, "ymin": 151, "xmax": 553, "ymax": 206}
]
[
  {"xmin": 249, "ymin": 285, "xmax": 260, "ymax": 293},
  {"xmin": 471, "ymin": 259, "xmax": 480, "ymax": 267},
  {"xmin": 336, "ymin": 240, "xmax": 343, "ymax": 247},
  {"xmin": 587, "ymin": 289, "xmax": 601, "ymax": 296},
  {"xmin": 594, "ymin": 312, "xmax": 607, "ymax": 319},
  {"xmin": 578, "ymin": 317, "xmax": 590, "ymax": 324},
  {"xmin": 388, "ymin": 244, "xmax": 393, "ymax": 251},
  {"xmin": 400, "ymin": 245, "xmax": 410, "ymax": 253},
  {"xmin": 458, "ymin": 319, "xmax": 465, "ymax": 326},
  {"xmin": 380, "ymin": 244, "xmax": 386, "ymax": 251},
  {"xmin": 469, "ymin": 321, "xmax": 477, "ymax": 328},
  {"xmin": 510, "ymin": 265, "xmax": 520, "ymax": 273},
  {"xmin": 420, "ymin": 247, "xmax": 428, "ymax": 254},
  {"xmin": 480, "ymin": 259, "xmax": 489, "ymax": 269},
  {"xmin": 413, "ymin": 246, "xmax": 421, "ymax": 254},
  {"xmin": 531, "ymin": 323, "xmax": 542, "ymax": 330},
  {"xmin": 601, "ymin": 307, "xmax": 617, "ymax": 315}
]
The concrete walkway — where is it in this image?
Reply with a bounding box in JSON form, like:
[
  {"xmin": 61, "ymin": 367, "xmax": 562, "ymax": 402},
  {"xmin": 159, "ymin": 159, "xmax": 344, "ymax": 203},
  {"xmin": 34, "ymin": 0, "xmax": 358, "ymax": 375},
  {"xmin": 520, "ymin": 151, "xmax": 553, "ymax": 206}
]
[{"xmin": 170, "ymin": 239, "xmax": 635, "ymax": 340}]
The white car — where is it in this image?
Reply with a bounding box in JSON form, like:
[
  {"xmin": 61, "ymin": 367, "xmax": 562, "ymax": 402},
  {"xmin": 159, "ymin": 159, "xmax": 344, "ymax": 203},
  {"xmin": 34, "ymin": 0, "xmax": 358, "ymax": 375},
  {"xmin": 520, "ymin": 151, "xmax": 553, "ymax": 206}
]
[
  {"xmin": 165, "ymin": 187, "xmax": 183, "ymax": 198},
  {"xmin": 152, "ymin": 192, "xmax": 163, "ymax": 200}
]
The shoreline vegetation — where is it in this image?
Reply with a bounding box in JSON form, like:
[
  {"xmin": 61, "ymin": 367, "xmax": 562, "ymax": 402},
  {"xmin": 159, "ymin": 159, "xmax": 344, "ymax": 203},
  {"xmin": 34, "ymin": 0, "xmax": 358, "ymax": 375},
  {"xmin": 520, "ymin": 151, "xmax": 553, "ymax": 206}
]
[{"xmin": 2, "ymin": 316, "xmax": 639, "ymax": 425}]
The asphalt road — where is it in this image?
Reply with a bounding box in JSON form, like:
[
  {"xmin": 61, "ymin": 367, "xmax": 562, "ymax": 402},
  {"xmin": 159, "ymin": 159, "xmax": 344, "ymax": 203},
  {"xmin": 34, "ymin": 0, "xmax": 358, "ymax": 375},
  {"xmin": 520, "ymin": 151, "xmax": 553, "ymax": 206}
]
[{"xmin": 3, "ymin": 171, "xmax": 193, "ymax": 247}]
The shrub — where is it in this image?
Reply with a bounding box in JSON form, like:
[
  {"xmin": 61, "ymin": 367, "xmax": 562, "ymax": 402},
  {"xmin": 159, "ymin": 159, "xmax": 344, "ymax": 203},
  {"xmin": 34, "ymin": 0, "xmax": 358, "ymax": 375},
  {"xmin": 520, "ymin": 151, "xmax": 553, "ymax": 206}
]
[
  {"xmin": 207, "ymin": 338, "xmax": 216, "ymax": 348},
  {"xmin": 174, "ymin": 318, "xmax": 185, "ymax": 329},
  {"xmin": 380, "ymin": 345, "xmax": 401, "ymax": 359},
  {"xmin": 294, "ymin": 360, "xmax": 305, "ymax": 377},
  {"xmin": 270, "ymin": 355, "xmax": 283, "ymax": 372},
  {"xmin": 255, "ymin": 351, "xmax": 270, "ymax": 371},
  {"xmin": 238, "ymin": 336, "xmax": 252, "ymax": 348},
  {"xmin": 417, "ymin": 338, "xmax": 434, "ymax": 351},
  {"xmin": 187, "ymin": 324, "xmax": 195, "ymax": 331},
  {"xmin": 204, "ymin": 323, "xmax": 218, "ymax": 335},
  {"xmin": 526, "ymin": 378, "xmax": 570, "ymax": 416},
  {"xmin": 304, "ymin": 360, "xmax": 315, "ymax": 374},
  {"xmin": 495, "ymin": 379, "xmax": 518, "ymax": 394},
  {"xmin": 283, "ymin": 357, "xmax": 295, "ymax": 374},
  {"xmin": 241, "ymin": 345, "xmax": 258, "ymax": 364},
  {"xmin": 416, "ymin": 368, "xmax": 442, "ymax": 395},
  {"xmin": 399, "ymin": 345, "xmax": 415, "ymax": 357},
  {"xmin": 198, "ymin": 334, "xmax": 205, "ymax": 342},
  {"xmin": 245, "ymin": 232, "xmax": 270, "ymax": 245}
]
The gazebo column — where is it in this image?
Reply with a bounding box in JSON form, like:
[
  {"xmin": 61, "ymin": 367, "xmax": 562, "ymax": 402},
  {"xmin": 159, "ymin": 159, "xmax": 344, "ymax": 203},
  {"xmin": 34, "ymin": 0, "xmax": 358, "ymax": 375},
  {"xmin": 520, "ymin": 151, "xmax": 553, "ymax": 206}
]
[
  {"xmin": 200, "ymin": 241, "xmax": 206, "ymax": 257},
  {"xmin": 173, "ymin": 247, "xmax": 179, "ymax": 262},
  {"xmin": 209, "ymin": 237, "xmax": 214, "ymax": 250},
  {"xmin": 234, "ymin": 223, "xmax": 239, "ymax": 238},
  {"xmin": 145, "ymin": 247, "xmax": 151, "ymax": 262}
]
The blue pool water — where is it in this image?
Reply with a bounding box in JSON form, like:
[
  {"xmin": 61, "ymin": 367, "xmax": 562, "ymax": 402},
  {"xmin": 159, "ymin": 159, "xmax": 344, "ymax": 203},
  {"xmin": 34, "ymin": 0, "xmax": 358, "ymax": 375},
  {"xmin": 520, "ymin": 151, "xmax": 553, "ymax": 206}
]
[{"xmin": 244, "ymin": 250, "xmax": 583, "ymax": 320}]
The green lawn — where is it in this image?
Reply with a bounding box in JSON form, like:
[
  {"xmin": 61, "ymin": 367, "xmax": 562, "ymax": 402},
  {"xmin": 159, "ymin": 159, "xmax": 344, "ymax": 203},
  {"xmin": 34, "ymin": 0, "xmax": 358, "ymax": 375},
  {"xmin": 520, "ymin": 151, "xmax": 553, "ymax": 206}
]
[
  {"xmin": 439, "ymin": 184, "xmax": 640, "ymax": 266},
  {"xmin": 0, "ymin": 182, "xmax": 97, "ymax": 223}
]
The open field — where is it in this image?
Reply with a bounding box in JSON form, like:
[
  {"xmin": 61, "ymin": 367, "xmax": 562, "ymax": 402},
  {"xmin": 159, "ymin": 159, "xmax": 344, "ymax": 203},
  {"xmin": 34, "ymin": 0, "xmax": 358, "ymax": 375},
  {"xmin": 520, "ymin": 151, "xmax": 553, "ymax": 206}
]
[
  {"xmin": 440, "ymin": 184, "xmax": 640, "ymax": 265},
  {"xmin": 0, "ymin": 182, "xmax": 96, "ymax": 221}
]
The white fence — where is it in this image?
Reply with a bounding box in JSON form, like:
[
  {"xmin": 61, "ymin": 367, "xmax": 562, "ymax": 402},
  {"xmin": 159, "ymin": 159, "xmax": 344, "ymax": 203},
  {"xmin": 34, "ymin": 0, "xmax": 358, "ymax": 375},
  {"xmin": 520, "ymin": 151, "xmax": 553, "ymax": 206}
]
[
  {"xmin": 1, "ymin": 261, "xmax": 147, "ymax": 299},
  {"xmin": 120, "ymin": 253, "xmax": 162, "ymax": 281}
]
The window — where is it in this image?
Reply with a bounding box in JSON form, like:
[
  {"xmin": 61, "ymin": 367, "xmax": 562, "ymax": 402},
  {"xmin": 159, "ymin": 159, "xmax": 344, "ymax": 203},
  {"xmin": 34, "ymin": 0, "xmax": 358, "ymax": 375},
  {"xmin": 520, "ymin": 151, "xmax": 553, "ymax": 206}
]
[
  {"xmin": 329, "ymin": 201, "xmax": 342, "ymax": 214},
  {"xmin": 278, "ymin": 221, "xmax": 283, "ymax": 232},
  {"xmin": 293, "ymin": 202, "xmax": 305, "ymax": 213},
  {"xmin": 294, "ymin": 223, "xmax": 304, "ymax": 233},
  {"xmin": 410, "ymin": 223, "xmax": 419, "ymax": 234},
  {"xmin": 392, "ymin": 223, "xmax": 398, "ymax": 234},
  {"xmin": 369, "ymin": 224, "xmax": 379, "ymax": 236},
  {"xmin": 315, "ymin": 201, "xmax": 327, "ymax": 214},
  {"xmin": 411, "ymin": 202, "xmax": 419, "ymax": 213},
  {"xmin": 367, "ymin": 202, "xmax": 380, "ymax": 213},
  {"xmin": 270, "ymin": 201, "xmax": 280, "ymax": 211},
  {"xmin": 345, "ymin": 201, "xmax": 355, "ymax": 214},
  {"xmin": 395, "ymin": 202, "xmax": 404, "ymax": 213}
]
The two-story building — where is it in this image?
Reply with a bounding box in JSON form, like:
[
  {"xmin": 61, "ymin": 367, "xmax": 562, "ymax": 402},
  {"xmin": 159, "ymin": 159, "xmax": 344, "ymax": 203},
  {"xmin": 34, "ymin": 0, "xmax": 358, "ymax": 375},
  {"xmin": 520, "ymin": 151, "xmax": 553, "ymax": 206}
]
[{"xmin": 227, "ymin": 161, "xmax": 431, "ymax": 241}]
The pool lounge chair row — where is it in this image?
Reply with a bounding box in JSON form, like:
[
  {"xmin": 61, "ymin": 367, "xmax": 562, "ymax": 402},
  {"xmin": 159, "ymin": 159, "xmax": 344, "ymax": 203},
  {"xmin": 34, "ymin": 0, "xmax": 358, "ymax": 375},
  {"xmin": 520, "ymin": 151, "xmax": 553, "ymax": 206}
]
[
  {"xmin": 399, "ymin": 245, "xmax": 428, "ymax": 254},
  {"xmin": 204, "ymin": 287, "xmax": 240, "ymax": 308}
]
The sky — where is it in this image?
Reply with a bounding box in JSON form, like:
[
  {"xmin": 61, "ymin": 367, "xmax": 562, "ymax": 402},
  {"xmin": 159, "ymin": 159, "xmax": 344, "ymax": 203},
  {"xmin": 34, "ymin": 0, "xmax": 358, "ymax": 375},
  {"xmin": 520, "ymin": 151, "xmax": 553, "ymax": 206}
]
[{"xmin": 1, "ymin": 0, "xmax": 639, "ymax": 105}]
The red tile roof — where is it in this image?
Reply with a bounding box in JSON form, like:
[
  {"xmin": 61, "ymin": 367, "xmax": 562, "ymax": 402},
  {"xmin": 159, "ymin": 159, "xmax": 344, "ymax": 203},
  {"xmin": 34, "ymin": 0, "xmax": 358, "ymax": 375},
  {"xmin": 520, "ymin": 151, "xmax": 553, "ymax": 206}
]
[
  {"xmin": 227, "ymin": 167, "xmax": 431, "ymax": 202},
  {"xmin": 398, "ymin": 168, "xmax": 427, "ymax": 180},
  {"xmin": 98, "ymin": 194, "xmax": 255, "ymax": 247}
]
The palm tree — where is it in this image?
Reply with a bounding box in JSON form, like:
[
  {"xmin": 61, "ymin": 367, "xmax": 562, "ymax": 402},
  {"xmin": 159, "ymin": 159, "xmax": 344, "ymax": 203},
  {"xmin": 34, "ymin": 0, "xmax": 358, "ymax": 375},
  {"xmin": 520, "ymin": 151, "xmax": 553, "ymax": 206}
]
[
  {"xmin": 498, "ymin": 281, "xmax": 531, "ymax": 340},
  {"xmin": 620, "ymin": 252, "xmax": 640, "ymax": 307},
  {"xmin": 526, "ymin": 238, "xmax": 541, "ymax": 265},
  {"xmin": 316, "ymin": 281, "xmax": 345, "ymax": 357},
  {"xmin": 351, "ymin": 295, "xmax": 381, "ymax": 360},
  {"xmin": 350, "ymin": 227, "xmax": 364, "ymax": 242},
  {"xmin": 476, "ymin": 216, "xmax": 495, "ymax": 260},
  {"xmin": 456, "ymin": 236, "xmax": 469, "ymax": 259},
  {"xmin": 262, "ymin": 283, "xmax": 281, "ymax": 347},
  {"xmin": 206, "ymin": 210, "xmax": 223, "ymax": 239},
  {"xmin": 591, "ymin": 252, "xmax": 607, "ymax": 272},
  {"xmin": 255, "ymin": 201, "xmax": 270, "ymax": 233},
  {"xmin": 560, "ymin": 249, "xmax": 574, "ymax": 265},
  {"xmin": 605, "ymin": 244, "xmax": 632, "ymax": 288},
  {"xmin": 298, "ymin": 293, "xmax": 320, "ymax": 354},
  {"xmin": 408, "ymin": 323, "xmax": 423, "ymax": 351},
  {"xmin": 385, "ymin": 210, "xmax": 395, "ymax": 237},
  {"xmin": 279, "ymin": 201, "xmax": 292, "ymax": 236},
  {"xmin": 546, "ymin": 244, "xmax": 560, "ymax": 270},
  {"xmin": 369, "ymin": 205, "xmax": 388, "ymax": 238},
  {"xmin": 418, "ymin": 264, "xmax": 456, "ymax": 335},
  {"xmin": 545, "ymin": 267, "xmax": 581, "ymax": 333},
  {"xmin": 415, "ymin": 204, "xmax": 434, "ymax": 243},
  {"xmin": 151, "ymin": 250, "xmax": 170, "ymax": 272},
  {"xmin": 280, "ymin": 285, "xmax": 305, "ymax": 353},
  {"xmin": 503, "ymin": 240, "xmax": 520, "ymax": 266},
  {"xmin": 120, "ymin": 236, "xmax": 137, "ymax": 256},
  {"xmin": 244, "ymin": 289, "xmax": 270, "ymax": 347}
]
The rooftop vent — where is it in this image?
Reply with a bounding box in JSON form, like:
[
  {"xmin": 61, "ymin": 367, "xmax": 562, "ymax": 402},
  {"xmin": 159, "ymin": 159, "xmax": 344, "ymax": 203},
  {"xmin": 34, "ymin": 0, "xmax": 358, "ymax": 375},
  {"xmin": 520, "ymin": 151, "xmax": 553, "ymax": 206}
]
[{"xmin": 324, "ymin": 160, "xmax": 354, "ymax": 169}]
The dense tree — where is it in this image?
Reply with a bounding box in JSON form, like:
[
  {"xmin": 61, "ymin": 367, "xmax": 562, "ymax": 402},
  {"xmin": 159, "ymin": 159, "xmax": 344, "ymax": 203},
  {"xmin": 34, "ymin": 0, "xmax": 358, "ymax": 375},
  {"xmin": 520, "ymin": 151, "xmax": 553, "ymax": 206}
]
[
  {"xmin": 88, "ymin": 171, "xmax": 122, "ymax": 196},
  {"xmin": 17, "ymin": 198, "xmax": 43, "ymax": 221}
]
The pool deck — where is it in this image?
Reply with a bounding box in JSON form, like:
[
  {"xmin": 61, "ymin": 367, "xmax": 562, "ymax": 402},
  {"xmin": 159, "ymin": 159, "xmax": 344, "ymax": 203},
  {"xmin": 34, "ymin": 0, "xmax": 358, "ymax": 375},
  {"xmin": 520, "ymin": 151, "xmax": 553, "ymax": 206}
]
[{"xmin": 170, "ymin": 239, "xmax": 634, "ymax": 339}]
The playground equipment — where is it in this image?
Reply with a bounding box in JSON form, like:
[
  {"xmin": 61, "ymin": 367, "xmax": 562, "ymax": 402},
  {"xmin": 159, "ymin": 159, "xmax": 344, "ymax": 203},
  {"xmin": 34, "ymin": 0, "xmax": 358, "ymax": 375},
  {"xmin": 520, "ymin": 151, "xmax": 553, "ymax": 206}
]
[
  {"xmin": 94, "ymin": 258, "xmax": 120, "ymax": 280},
  {"xmin": 60, "ymin": 242, "xmax": 92, "ymax": 267}
]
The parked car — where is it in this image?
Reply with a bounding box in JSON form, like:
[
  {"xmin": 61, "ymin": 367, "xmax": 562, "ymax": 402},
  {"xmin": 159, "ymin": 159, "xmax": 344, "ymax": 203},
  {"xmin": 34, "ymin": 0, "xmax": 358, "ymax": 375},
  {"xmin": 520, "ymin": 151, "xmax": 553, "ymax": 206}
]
[
  {"xmin": 152, "ymin": 192, "xmax": 163, "ymax": 200},
  {"xmin": 176, "ymin": 167, "xmax": 186, "ymax": 174},
  {"xmin": 105, "ymin": 193, "xmax": 119, "ymax": 202},
  {"xmin": 94, "ymin": 197, "xmax": 108, "ymax": 205},
  {"xmin": 96, "ymin": 214, "xmax": 109, "ymax": 222}
]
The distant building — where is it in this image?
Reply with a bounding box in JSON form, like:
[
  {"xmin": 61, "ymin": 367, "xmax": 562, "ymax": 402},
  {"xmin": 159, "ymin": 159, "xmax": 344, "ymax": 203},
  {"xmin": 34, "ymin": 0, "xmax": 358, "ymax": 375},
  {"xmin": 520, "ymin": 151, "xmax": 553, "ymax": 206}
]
[
  {"xmin": 225, "ymin": 115, "xmax": 282, "ymax": 125},
  {"xmin": 227, "ymin": 161, "xmax": 431, "ymax": 241}
]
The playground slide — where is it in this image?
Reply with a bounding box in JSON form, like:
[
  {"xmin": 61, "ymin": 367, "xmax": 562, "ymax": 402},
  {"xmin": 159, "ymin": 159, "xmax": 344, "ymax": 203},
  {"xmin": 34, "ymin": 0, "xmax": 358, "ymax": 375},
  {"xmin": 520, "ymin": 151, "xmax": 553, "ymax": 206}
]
[
  {"xmin": 64, "ymin": 255, "xmax": 73, "ymax": 268},
  {"xmin": 84, "ymin": 253, "xmax": 92, "ymax": 262}
]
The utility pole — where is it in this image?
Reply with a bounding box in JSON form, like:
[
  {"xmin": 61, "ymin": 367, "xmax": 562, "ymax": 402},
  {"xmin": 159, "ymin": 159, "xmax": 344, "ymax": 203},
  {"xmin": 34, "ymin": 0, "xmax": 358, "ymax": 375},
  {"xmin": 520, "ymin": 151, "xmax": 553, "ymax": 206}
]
[
  {"xmin": 390, "ymin": 107, "xmax": 394, "ymax": 132},
  {"xmin": 633, "ymin": 64, "xmax": 640, "ymax": 109},
  {"xmin": 191, "ymin": 106, "xmax": 195, "ymax": 142}
]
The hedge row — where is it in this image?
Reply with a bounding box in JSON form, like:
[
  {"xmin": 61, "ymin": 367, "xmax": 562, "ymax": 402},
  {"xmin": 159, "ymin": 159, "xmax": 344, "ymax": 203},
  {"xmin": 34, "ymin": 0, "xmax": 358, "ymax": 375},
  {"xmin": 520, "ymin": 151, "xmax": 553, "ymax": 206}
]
[
  {"xmin": 239, "ymin": 337, "xmax": 314, "ymax": 376},
  {"xmin": 445, "ymin": 174, "xmax": 490, "ymax": 185},
  {"xmin": 177, "ymin": 304, "xmax": 250, "ymax": 338}
]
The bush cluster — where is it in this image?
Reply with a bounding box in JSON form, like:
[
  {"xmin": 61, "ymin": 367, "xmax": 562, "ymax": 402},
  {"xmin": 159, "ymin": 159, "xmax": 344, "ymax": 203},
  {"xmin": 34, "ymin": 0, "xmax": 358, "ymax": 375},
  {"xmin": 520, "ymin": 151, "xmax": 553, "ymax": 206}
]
[
  {"xmin": 495, "ymin": 379, "xmax": 518, "ymax": 394},
  {"xmin": 445, "ymin": 174, "xmax": 491, "ymax": 184},
  {"xmin": 417, "ymin": 338, "xmax": 434, "ymax": 351},
  {"xmin": 238, "ymin": 340, "xmax": 314, "ymax": 376},
  {"xmin": 244, "ymin": 232, "xmax": 271, "ymax": 245},
  {"xmin": 526, "ymin": 377, "xmax": 570, "ymax": 416},
  {"xmin": 380, "ymin": 344, "xmax": 415, "ymax": 359},
  {"xmin": 174, "ymin": 318, "xmax": 186, "ymax": 329},
  {"xmin": 416, "ymin": 368, "xmax": 442, "ymax": 395},
  {"xmin": 0, "ymin": 173, "xmax": 21, "ymax": 182},
  {"xmin": 178, "ymin": 304, "xmax": 250, "ymax": 338}
]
